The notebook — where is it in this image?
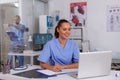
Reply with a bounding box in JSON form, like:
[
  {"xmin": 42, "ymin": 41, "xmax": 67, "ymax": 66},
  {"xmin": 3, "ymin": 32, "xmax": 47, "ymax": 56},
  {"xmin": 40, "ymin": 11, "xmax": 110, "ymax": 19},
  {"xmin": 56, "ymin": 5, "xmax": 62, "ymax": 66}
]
[{"xmin": 69, "ymin": 51, "xmax": 112, "ymax": 79}]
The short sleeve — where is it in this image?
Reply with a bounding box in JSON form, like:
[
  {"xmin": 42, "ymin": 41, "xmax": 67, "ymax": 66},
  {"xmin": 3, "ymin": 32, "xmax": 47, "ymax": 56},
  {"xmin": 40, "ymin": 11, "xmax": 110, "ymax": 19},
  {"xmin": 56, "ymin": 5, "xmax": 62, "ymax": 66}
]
[
  {"xmin": 21, "ymin": 24, "xmax": 26, "ymax": 32},
  {"xmin": 72, "ymin": 42, "xmax": 80, "ymax": 63},
  {"xmin": 37, "ymin": 42, "xmax": 51, "ymax": 63}
]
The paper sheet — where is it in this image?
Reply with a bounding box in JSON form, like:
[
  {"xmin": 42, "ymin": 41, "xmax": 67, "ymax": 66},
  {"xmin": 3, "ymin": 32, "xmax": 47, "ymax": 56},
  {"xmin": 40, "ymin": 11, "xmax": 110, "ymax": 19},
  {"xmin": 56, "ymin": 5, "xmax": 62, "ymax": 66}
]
[
  {"xmin": 36, "ymin": 68, "xmax": 78, "ymax": 76},
  {"xmin": 3, "ymin": 24, "xmax": 13, "ymax": 32}
]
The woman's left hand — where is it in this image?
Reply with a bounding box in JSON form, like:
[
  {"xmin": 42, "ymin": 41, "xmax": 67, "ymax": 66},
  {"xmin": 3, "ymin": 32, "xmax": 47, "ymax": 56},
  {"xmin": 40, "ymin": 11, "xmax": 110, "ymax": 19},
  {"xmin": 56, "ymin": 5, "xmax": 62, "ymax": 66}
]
[{"xmin": 53, "ymin": 64, "xmax": 64, "ymax": 72}]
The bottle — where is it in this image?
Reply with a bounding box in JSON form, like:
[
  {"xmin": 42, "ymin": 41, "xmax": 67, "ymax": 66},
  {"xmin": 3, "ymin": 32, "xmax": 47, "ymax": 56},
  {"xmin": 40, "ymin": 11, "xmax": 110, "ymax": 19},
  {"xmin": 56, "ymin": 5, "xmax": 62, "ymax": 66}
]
[
  {"xmin": 55, "ymin": 10, "xmax": 60, "ymax": 22},
  {"xmin": 115, "ymin": 73, "xmax": 120, "ymax": 80}
]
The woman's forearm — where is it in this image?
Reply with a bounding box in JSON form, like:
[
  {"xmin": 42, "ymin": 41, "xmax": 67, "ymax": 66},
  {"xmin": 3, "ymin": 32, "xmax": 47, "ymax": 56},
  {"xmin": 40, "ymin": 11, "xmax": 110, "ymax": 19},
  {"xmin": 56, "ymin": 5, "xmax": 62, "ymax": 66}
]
[
  {"xmin": 40, "ymin": 62, "xmax": 53, "ymax": 70},
  {"xmin": 40, "ymin": 62, "xmax": 78, "ymax": 72},
  {"xmin": 40, "ymin": 62, "xmax": 62, "ymax": 72},
  {"xmin": 62, "ymin": 63, "xmax": 78, "ymax": 69}
]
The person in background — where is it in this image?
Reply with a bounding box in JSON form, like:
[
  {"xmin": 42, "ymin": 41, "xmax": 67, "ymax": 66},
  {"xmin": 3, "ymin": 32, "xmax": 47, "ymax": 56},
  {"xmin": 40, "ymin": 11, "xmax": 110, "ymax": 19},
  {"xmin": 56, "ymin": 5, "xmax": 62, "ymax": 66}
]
[
  {"xmin": 9, "ymin": 15, "xmax": 26, "ymax": 68},
  {"xmin": 37, "ymin": 19, "xmax": 80, "ymax": 72}
]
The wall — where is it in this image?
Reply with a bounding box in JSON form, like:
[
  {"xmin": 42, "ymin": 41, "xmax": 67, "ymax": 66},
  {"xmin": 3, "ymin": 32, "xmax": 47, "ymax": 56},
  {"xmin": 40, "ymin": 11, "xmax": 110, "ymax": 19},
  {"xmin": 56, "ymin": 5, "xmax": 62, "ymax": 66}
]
[
  {"xmin": 0, "ymin": 0, "xmax": 18, "ymax": 4},
  {"xmin": 0, "ymin": 4, "xmax": 17, "ymax": 66},
  {"xmin": 48, "ymin": 0, "xmax": 120, "ymax": 53},
  {"xmin": 19, "ymin": 0, "xmax": 34, "ymax": 35},
  {"xmin": 19, "ymin": 0, "xmax": 48, "ymax": 49},
  {"xmin": 0, "ymin": 0, "xmax": 19, "ymax": 71},
  {"xmin": 34, "ymin": 0, "xmax": 47, "ymax": 33},
  {"xmin": 48, "ymin": 0, "xmax": 71, "ymax": 20},
  {"xmin": 1, "ymin": 4, "xmax": 18, "ymax": 23},
  {"xmin": 0, "ymin": 0, "xmax": 48, "ymax": 65},
  {"xmin": 19, "ymin": 0, "xmax": 48, "ymax": 64},
  {"xmin": 19, "ymin": 0, "xmax": 48, "ymax": 34},
  {"xmin": 87, "ymin": 0, "xmax": 120, "ymax": 53},
  {"xmin": 0, "ymin": 5, "xmax": 2, "ymax": 72}
]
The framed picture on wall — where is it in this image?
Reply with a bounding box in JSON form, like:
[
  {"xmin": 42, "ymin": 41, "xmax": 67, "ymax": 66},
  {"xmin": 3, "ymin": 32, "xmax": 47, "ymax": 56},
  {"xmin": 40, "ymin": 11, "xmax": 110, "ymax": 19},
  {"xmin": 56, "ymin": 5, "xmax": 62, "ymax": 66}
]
[
  {"xmin": 70, "ymin": 2, "xmax": 87, "ymax": 27},
  {"xmin": 107, "ymin": 5, "xmax": 120, "ymax": 32}
]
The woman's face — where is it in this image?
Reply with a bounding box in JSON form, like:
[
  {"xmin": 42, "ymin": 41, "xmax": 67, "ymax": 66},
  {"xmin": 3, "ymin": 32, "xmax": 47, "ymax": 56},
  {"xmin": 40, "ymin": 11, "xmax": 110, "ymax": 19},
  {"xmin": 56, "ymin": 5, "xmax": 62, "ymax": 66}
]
[{"xmin": 57, "ymin": 22, "xmax": 71, "ymax": 40}]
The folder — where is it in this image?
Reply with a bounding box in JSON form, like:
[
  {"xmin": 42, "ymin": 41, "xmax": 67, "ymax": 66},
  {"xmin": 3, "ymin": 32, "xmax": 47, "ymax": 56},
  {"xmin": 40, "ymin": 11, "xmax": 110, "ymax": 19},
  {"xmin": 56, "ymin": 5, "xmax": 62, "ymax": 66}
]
[{"xmin": 13, "ymin": 69, "xmax": 56, "ymax": 78}]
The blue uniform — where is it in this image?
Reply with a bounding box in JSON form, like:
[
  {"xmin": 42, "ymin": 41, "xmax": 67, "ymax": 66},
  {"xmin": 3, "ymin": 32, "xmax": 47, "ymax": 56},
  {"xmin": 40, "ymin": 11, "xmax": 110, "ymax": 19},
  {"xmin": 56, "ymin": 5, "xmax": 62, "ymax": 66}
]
[
  {"xmin": 37, "ymin": 39, "xmax": 80, "ymax": 66},
  {"xmin": 10, "ymin": 24, "xmax": 26, "ymax": 68},
  {"xmin": 11, "ymin": 24, "xmax": 26, "ymax": 46}
]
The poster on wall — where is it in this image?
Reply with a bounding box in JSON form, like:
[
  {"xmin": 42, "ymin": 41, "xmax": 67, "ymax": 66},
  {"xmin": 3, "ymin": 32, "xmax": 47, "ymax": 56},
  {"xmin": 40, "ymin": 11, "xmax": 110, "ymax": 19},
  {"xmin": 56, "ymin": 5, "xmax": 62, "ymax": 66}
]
[
  {"xmin": 70, "ymin": 2, "xmax": 87, "ymax": 27},
  {"xmin": 107, "ymin": 5, "xmax": 120, "ymax": 32}
]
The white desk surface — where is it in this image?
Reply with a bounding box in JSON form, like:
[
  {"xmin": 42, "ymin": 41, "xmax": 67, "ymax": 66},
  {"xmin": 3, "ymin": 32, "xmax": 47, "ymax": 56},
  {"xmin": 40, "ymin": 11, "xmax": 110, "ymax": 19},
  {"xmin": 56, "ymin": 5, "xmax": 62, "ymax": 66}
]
[
  {"xmin": 8, "ymin": 50, "xmax": 41, "ymax": 66},
  {"xmin": 8, "ymin": 50, "xmax": 40, "ymax": 56},
  {"xmin": 0, "ymin": 65, "xmax": 119, "ymax": 80}
]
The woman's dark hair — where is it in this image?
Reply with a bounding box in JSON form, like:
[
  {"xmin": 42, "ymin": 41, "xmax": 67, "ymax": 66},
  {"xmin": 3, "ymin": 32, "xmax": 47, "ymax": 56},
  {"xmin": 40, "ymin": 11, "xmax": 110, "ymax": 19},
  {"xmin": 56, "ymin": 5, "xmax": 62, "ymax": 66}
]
[{"xmin": 54, "ymin": 19, "xmax": 70, "ymax": 38}]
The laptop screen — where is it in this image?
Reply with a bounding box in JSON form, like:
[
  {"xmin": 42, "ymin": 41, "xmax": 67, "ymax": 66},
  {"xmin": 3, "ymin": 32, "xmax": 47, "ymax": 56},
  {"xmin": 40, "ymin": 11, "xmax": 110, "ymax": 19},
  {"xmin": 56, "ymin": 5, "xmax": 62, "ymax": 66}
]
[{"xmin": 77, "ymin": 51, "xmax": 112, "ymax": 79}]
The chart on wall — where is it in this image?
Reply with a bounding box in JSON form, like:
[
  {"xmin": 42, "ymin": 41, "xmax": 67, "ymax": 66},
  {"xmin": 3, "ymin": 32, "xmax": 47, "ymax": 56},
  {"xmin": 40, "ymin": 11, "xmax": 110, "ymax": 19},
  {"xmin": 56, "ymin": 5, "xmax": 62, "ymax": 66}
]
[
  {"xmin": 70, "ymin": 2, "xmax": 87, "ymax": 27},
  {"xmin": 107, "ymin": 5, "xmax": 120, "ymax": 32}
]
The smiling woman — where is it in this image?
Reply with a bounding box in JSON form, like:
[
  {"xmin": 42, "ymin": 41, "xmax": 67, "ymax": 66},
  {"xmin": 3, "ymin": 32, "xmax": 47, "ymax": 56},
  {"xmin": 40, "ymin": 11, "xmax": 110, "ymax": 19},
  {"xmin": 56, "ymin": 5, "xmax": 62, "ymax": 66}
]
[{"xmin": 37, "ymin": 19, "xmax": 80, "ymax": 72}]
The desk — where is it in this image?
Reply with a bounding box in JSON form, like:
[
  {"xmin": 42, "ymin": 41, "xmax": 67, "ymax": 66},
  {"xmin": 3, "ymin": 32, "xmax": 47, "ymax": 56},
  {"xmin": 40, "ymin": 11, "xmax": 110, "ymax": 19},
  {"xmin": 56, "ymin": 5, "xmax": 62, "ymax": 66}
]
[
  {"xmin": 0, "ymin": 65, "xmax": 119, "ymax": 80},
  {"xmin": 8, "ymin": 50, "xmax": 40, "ymax": 67}
]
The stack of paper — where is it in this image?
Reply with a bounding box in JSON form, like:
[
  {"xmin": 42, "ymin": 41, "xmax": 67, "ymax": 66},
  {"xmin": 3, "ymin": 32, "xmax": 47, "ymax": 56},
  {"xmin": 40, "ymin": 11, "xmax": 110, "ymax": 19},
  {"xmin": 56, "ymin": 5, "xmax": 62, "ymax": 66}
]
[{"xmin": 36, "ymin": 68, "xmax": 78, "ymax": 76}]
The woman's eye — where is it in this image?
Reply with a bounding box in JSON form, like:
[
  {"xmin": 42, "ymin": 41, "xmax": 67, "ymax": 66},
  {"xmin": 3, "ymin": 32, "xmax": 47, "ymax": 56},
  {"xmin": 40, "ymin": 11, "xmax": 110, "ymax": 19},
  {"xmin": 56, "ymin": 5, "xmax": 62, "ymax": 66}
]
[{"xmin": 63, "ymin": 28, "xmax": 67, "ymax": 31}]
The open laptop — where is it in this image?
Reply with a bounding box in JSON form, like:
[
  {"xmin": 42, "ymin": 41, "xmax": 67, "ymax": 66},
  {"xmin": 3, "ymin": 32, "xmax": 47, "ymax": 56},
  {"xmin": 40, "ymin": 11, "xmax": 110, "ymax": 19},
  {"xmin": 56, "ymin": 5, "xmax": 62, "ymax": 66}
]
[{"xmin": 69, "ymin": 51, "xmax": 112, "ymax": 79}]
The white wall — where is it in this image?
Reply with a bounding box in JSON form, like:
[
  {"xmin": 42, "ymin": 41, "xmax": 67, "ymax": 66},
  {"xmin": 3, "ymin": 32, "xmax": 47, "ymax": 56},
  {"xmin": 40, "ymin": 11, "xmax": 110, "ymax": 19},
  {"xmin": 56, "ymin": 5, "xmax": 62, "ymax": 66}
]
[
  {"xmin": 19, "ymin": 0, "xmax": 34, "ymax": 34},
  {"xmin": 48, "ymin": 0, "xmax": 120, "ymax": 53},
  {"xmin": 0, "ymin": 3, "xmax": 18, "ymax": 42},
  {"xmin": 34, "ymin": 0, "xmax": 47, "ymax": 33},
  {"xmin": 1, "ymin": 4, "xmax": 18, "ymax": 24},
  {"xmin": 19, "ymin": 0, "xmax": 48, "ymax": 34},
  {"xmin": 87, "ymin": 0, "xmax": 120, "ymax": 52},
  {"xmin": 19, "ymin": 0, "xmax": 48, "ymax": 64},
  {"xmin": 0, "ymin": 5, "xmax": 3, "ymax": 43},
  {"xmin": 48, "ymin": 0, "xmax": 71, "ymax": 19},
  {"xmin": 0, "ymin": 4, "xmax": 17, "ymax": 64},
  {"xmin": 0, "ymin": 0, "xmax": 18, "ymax": 4}
]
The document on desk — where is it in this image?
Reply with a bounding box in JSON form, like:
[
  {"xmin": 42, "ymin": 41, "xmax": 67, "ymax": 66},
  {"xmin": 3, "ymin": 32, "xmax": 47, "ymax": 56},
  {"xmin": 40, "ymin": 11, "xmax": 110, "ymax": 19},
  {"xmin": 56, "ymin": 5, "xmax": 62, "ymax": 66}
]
[{"xmin": 36, "ymin": 68, "xmax": 78, "ymax": 76}]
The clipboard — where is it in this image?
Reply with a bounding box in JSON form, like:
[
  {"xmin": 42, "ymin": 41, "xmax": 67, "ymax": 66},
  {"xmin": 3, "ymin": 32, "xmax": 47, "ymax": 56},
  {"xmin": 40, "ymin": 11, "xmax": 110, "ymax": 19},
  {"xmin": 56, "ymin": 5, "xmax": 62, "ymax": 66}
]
[
  {"xmin": 13, "ymin": 69, "xmax": 57, "ymax": 78},
  {"xmin": 6, "ymin": 32, "xmax": 18, "ymax": 41}
]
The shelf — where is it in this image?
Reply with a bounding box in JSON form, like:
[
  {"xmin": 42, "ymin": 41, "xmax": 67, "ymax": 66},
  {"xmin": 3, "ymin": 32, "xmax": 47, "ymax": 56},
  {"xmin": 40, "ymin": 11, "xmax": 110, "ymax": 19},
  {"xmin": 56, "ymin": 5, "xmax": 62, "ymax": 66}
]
[
  {"xmin": 71, "ymin": 26, "xmax": 84, "ymax": 29},
  {"xmin": 69, "ymin": 37, "xmax": 82, "ymax": 40},
  {"xmin": 71, "ymin": 27, "xmax": 83, "ymax": 29},
  {"xmin": 69, "ymin": 38, "xmax": 82, "ymax": 40},
  {"xmin": 70, "ymin": 26, "xmax": 90, "ymax": 52}
]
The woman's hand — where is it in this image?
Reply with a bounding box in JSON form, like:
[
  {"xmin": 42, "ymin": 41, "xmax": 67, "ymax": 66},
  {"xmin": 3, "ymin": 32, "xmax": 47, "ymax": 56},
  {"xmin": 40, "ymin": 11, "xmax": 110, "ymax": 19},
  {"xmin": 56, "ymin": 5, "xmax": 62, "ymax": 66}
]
[
  {"xmin": 51, "ymin": 64, "xmax": 63, "ymax": 72},
  {"xmin": 40, "ymin": 62, "xmax": 63, "ymax": 72},
  {"xmin": 40, "ymin": 62, "xmax": 78, "ymax": 72},
  {"xmin": 51, "ymin": 63, "xmax": 78, "ymax": 72}
]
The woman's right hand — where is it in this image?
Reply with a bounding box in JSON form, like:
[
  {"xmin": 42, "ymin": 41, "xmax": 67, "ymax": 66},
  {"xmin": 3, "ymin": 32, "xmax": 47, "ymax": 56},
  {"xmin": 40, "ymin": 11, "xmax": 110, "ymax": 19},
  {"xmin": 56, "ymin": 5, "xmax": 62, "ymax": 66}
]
[
  {"xmin": 40, "ymin": 62, "xmax": 63, "ymax": 72},
  {"xmin": 51, "ymin": 64, "xmax": 62, "ymax": 72}
]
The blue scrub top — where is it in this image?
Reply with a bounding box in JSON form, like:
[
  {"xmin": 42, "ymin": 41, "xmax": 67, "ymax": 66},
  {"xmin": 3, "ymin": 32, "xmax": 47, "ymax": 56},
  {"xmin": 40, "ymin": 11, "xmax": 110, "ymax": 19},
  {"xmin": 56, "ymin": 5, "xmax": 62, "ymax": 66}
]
[
  {"xmin": 37, "ymin": 38, "xmax": 80, "ymax": 66},
  {"xmin": 11, "ymin": 24, "xmax": 26, "ymax": 45}
]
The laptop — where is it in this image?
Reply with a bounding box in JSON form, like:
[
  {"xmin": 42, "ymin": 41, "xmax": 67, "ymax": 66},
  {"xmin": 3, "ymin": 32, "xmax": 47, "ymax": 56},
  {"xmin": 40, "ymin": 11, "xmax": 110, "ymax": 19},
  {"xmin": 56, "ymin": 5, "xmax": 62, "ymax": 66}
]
[{"xmin": 69, "ymin": 51, "xmax": 112, "ymax": 79}]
